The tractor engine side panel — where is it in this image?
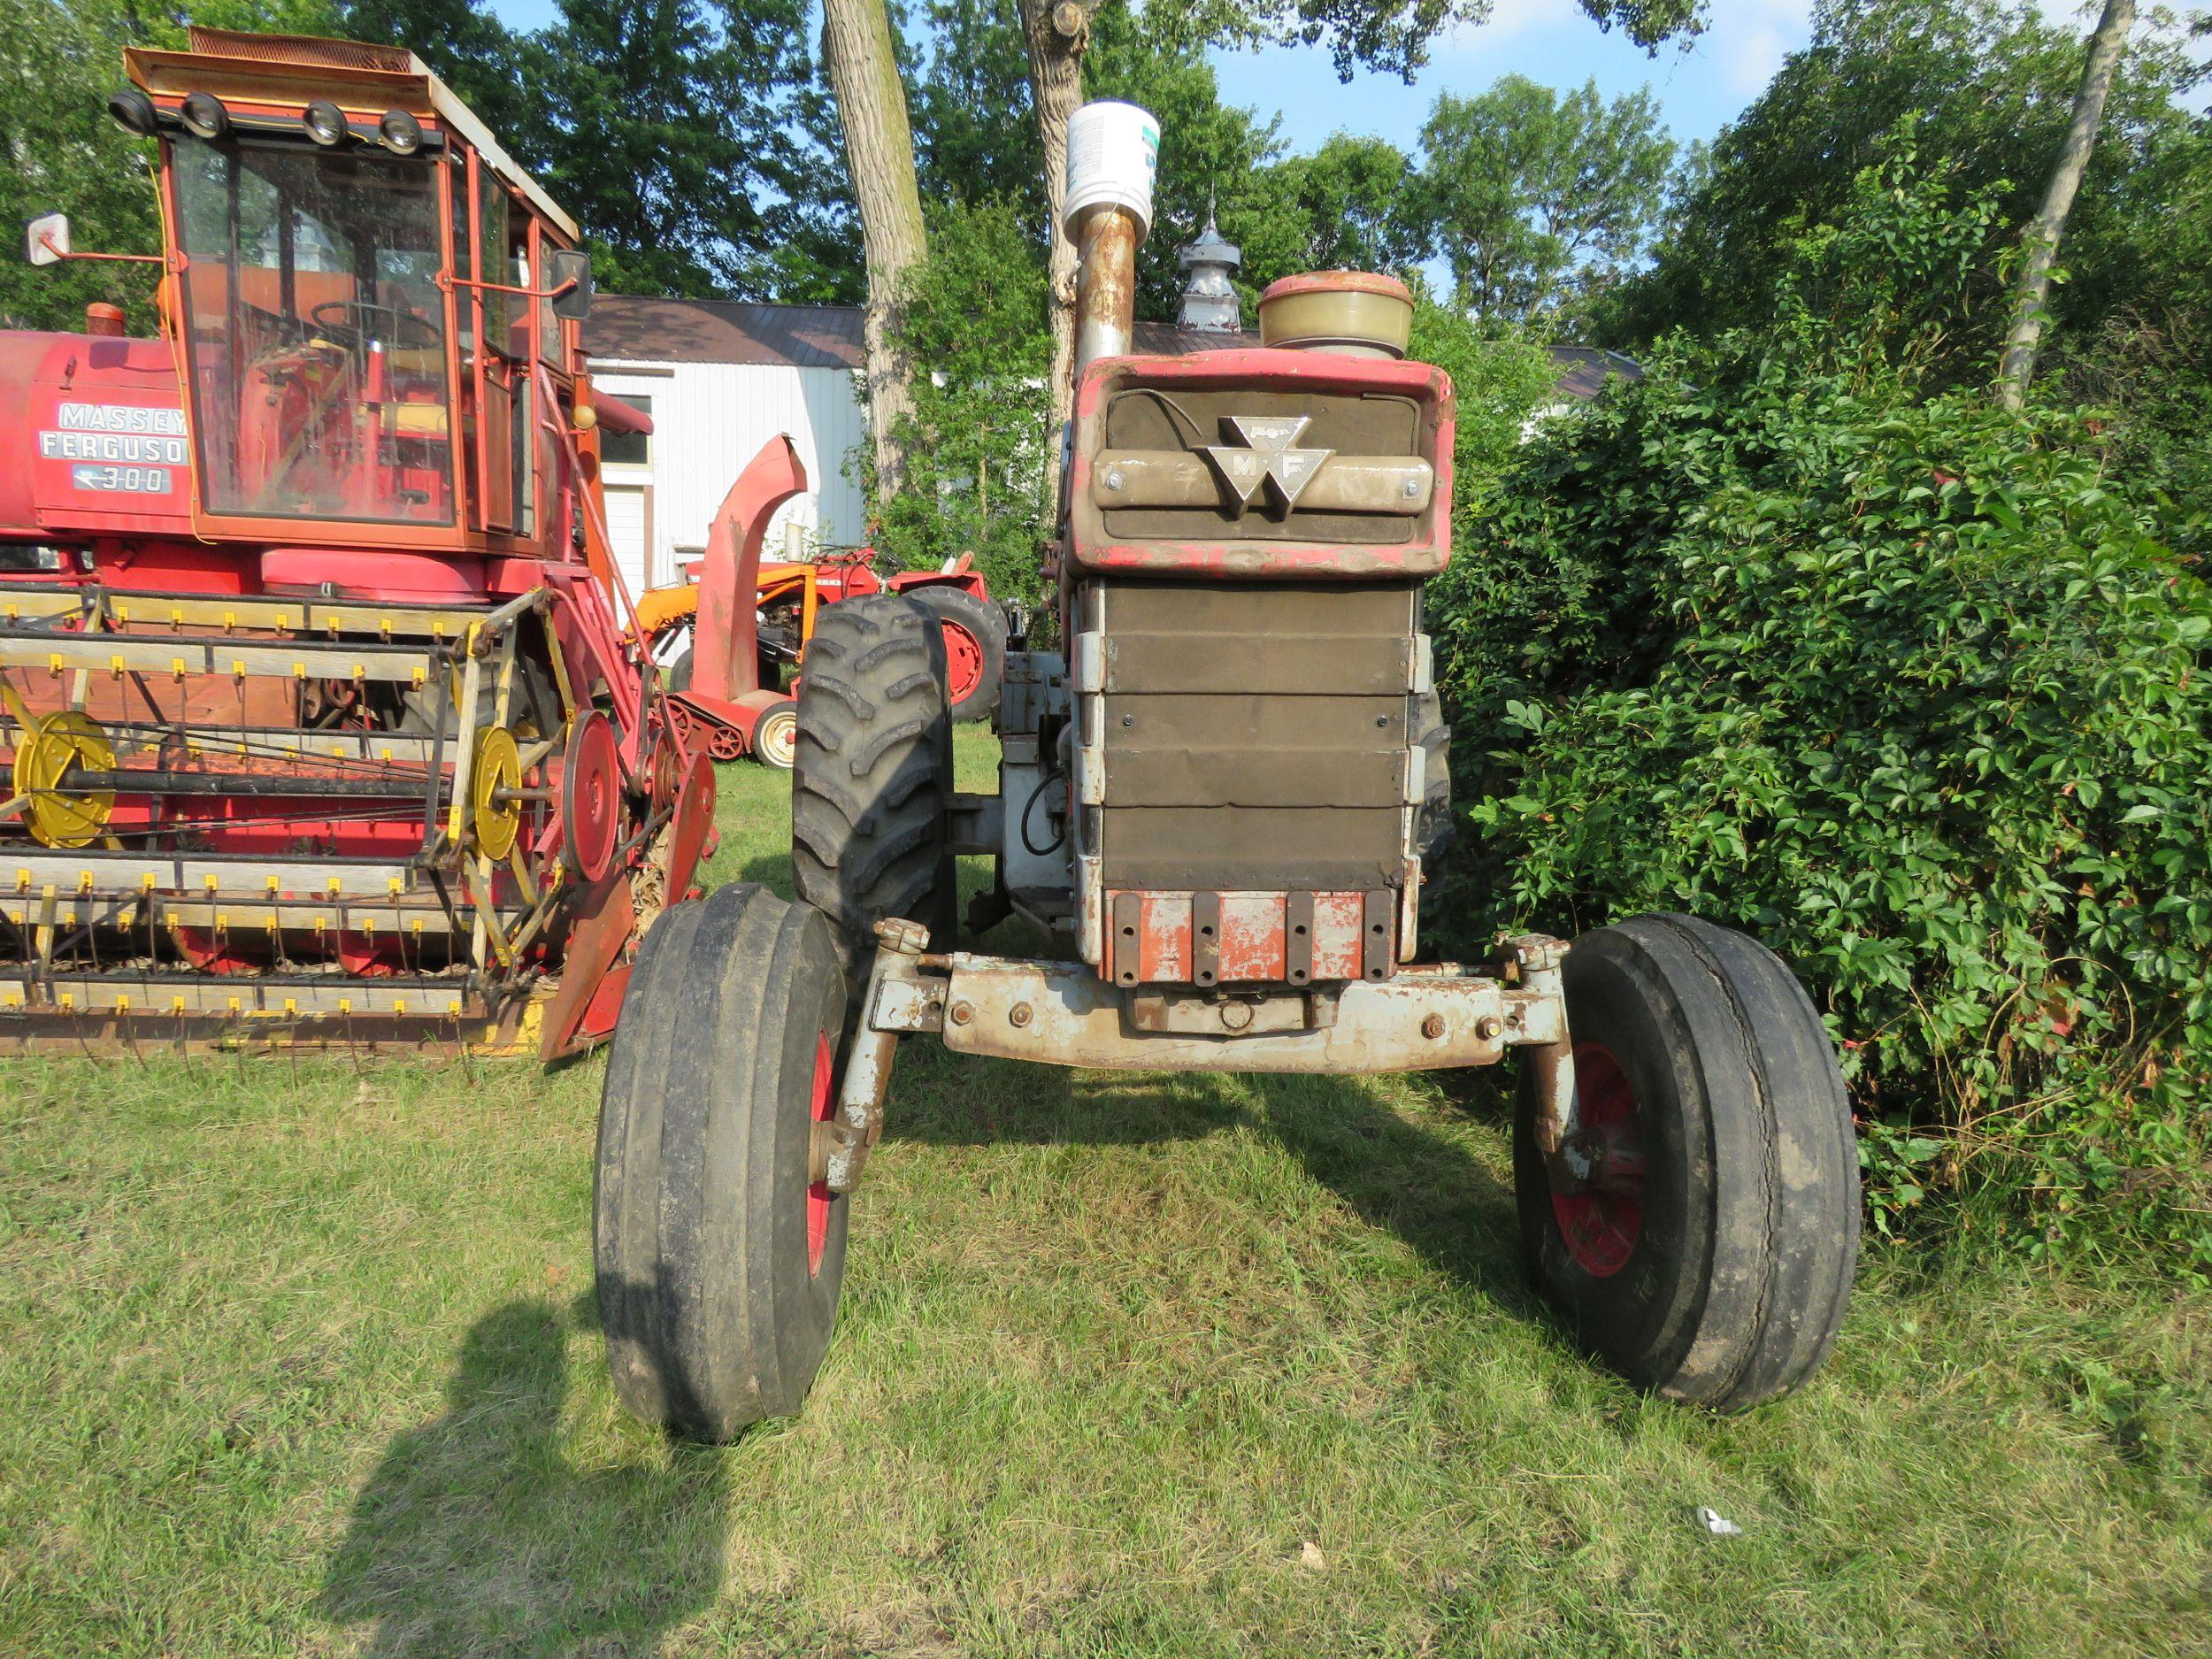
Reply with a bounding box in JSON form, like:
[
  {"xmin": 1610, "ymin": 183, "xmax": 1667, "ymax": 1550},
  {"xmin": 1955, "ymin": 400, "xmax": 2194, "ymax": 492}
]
[{"xmin": 1072, "ymin": 579, "xmax": 1424, "ymax": 987}]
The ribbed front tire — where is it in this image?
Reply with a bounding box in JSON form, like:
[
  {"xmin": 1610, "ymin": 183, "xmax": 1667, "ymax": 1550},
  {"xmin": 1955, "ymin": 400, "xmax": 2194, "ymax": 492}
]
[
  {"xmin": 1515, "ymin": 914, "xmax": 1860, "ymax": 1410},
  {"xmin": 595, "ymin": 883, "xmax": 849, "ymax": 1441}
]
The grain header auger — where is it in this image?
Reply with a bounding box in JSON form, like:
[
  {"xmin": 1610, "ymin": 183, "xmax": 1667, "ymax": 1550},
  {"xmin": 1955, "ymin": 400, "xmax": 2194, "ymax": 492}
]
[
  {"xmin": 0, "ymin": 27, "xmax": 731, "ymax": 1058},
  {"xmin": 595, "ymin": 102, "xmax": 1863, "ymax": 1440}
]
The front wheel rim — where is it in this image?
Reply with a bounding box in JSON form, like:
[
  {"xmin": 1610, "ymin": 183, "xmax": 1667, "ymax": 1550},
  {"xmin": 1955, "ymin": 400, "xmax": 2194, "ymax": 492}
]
[
  {"xmin": 1549, "ymin": 1041, "xmax": 1647, "ymax": 1279},
  {"xmin": 805, "ymin": 1030, "xmax": 835, "ymax": 1276}
]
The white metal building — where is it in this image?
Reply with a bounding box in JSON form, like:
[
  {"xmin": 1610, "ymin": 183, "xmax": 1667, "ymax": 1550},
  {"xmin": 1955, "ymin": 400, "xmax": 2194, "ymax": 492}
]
[{"xmin": 582, "ymin": 296, "xmax": 870, "ymax": 596}]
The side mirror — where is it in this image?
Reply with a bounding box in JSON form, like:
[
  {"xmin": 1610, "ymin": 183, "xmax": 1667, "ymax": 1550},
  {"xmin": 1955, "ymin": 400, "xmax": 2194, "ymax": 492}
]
[
  {"xmin": 25, "ymin": 211, "xmax": 70, "ymax": 267},
  {"xmin": 547, "ymin": 249, "xmax": 593, "ymax": 320}
]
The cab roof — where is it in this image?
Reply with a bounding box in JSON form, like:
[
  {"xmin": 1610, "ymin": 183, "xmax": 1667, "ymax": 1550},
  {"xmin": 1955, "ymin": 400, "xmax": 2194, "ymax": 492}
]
[{"xmin": 124, "ymin": 27, "xmax": 578, "ymax": 241}]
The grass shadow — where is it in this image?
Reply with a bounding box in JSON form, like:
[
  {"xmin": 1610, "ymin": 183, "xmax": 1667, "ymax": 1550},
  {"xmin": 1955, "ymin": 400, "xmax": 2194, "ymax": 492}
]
[
  {"xmin": 319, "ymin": 1296, "xmax": 731, "ymax": 1656},
  {"xmin": 1251, "ymin": 1071, "xmax": 1548, "ymax": 1321}
]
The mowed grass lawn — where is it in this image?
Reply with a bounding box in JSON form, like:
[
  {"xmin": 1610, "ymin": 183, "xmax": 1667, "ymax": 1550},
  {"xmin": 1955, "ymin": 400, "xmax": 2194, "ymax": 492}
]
[{"xmin": 1, "ymin": 728, "xmax": 2206, "ymax": 1657}]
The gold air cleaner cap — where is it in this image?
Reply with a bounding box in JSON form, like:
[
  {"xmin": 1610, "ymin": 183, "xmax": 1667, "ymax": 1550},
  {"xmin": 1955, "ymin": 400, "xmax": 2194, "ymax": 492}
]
[{"xmin": 1257, "ymin": 270, "xmax": 1414, "ymax": 359}]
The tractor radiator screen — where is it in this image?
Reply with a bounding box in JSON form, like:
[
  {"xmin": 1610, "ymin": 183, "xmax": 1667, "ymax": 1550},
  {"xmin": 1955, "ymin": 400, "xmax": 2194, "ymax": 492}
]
[{"xmin": 1089, "ymin": 579, "xmax": 1416, "ymax": 894}]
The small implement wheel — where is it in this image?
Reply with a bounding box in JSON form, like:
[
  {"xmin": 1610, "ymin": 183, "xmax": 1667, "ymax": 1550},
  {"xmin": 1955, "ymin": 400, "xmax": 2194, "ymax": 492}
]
[
  {"xmin": 903, "ymin": 585, "xmax": 1007, "ymax": 724},
  {"xmin": 595, "ymin": 882, "xmax": 849, "ymax": 1441},
  {"xmin": 792, "ymin": 595, "xmax": 956, "ymax": 963},
  {"xmin": 1515, "ymin": 914, "xmax": 1859, "ymax": 1411},
  {"xmin": 750, "ymin": 697, "xmax": 798, "ymax": 771},
  {"xmin": 469, "ymin": 725, "xmax": 523, "ymax": 860}
]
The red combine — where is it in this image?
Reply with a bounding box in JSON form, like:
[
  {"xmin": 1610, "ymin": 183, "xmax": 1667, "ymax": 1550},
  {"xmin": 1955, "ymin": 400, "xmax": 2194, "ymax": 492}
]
[
  {"xmin": 0, "ymin": 28, "xmax": 743, "ymax": 1056},
  {"xmin": 595, "ymin": 101, "xmax": 1863, "ymax": 1436}
]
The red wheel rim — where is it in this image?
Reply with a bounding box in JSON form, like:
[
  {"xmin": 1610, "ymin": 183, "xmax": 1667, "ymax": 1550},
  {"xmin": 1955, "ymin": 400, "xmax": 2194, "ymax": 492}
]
[
  {"xmin": 806, "ymin": 1030, "xmax": 835, "ymax": 1276},
  {"xmin": 664, "ymin": 750, "xmax": 716, "ymax": 898},
  {"xmin": 1549, "ymin": 1041, "xmax": 1647, "ymax": 1279},
  {"xmin": 938, "ymin": 619, "xmax": 984, "ymax": 704}
]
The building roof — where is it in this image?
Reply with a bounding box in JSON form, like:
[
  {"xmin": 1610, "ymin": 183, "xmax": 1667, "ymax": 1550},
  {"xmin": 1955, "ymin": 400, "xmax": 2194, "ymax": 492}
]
[
  {"xmin": 585, "ymin": 296, "xmax": 865, "ymax": 370},
  {"xmin": 1547, "ymin": 345, "xmax": 1644, "ymax": 399},
  {"xmin": 584, "ymin": 295, "xmax": 1644, "ymax": 403}
]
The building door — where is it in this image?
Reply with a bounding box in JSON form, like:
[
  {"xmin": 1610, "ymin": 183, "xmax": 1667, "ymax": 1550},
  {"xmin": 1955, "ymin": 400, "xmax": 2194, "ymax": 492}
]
[{"xmin": 603, "ymin": 484, "xmax": 651, "ymax": 595}]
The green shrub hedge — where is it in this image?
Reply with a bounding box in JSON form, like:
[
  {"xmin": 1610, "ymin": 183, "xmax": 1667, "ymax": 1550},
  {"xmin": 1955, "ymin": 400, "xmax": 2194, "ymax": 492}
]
[{"xmin": 1429, "ymin": 342, "xmax": 2212, "ymax": 1263}]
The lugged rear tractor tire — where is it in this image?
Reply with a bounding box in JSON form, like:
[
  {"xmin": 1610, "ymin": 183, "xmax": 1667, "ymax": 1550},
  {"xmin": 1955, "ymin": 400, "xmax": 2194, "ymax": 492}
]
[
  {"xmin": 903, "ymin": 584, "xmax": 1007, "ymax": 725},
  {"xmin": 1515, "ymin": 914, "xmax": 1859, "ymax": 1411},
  {"xmin": 791, "ymin": 595, "xmax": 956, "ymax": 964},
  {"xmin": 595, "ymin": 882, "xmax": 849, "ymax": 1442},
  {"xmin": 1411, "ymin": 688, "xmax": 1453, "ymax": 874}
]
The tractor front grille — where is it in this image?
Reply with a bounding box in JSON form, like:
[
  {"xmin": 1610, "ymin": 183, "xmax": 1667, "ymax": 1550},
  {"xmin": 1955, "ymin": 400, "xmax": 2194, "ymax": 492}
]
[{"xmin": 1075, "ymin": 578, "xmax": 1422, "ymax": 986}]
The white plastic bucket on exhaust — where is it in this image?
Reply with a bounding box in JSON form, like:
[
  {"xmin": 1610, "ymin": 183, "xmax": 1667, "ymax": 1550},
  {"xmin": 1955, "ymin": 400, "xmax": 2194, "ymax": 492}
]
[{"xmin": 1063, "ymin": 100, "xmax": 1159, "ymax": 239}]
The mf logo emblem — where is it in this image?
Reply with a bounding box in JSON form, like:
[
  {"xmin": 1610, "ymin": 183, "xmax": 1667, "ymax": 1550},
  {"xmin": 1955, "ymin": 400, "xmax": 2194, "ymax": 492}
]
[{"xmin": 1202, "ymin": 415, "xmax": 1333, "ymax": 516}]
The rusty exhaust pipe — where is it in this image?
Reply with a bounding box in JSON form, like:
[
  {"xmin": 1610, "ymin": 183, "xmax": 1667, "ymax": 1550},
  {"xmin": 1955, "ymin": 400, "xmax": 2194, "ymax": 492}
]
[{"xmin": 1064, "ymin": 100, "xmax": 1157, "ymax": 385}]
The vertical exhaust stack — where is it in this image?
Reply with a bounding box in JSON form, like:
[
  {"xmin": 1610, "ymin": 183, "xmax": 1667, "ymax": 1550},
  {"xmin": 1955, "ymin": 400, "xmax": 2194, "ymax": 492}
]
[{"xmin": 1064, "ymin": 101, "xmax": 1159, "ymax": 383}]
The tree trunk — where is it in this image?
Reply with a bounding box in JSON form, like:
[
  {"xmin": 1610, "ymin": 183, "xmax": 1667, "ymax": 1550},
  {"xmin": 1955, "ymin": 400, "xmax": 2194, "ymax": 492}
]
[
  {"xmin": 1996, "ymin": 0, "xmax": 2135, "ymax": 411},
  {"xmin": 1021, "ymin": 0, "xmax": 1090, "ymax": 509},
  {"xmin": 820, "ymin": 0, "xmax": 927, "ymax": 501}
]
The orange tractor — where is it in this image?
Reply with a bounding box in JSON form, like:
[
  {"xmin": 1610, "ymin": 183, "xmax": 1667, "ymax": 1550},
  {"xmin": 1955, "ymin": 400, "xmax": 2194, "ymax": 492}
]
[
  {"xmin": 0, "ymin": 28, "xmax": 792, "ymax": 1056},
  {"xmin": 635, "ymin": 536, "xmax": 1009, "ymax": 769}
]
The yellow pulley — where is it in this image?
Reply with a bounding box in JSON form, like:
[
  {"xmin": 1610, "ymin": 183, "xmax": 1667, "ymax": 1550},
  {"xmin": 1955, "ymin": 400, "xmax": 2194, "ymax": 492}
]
[{"xmin": 470, "ymin": 725, "xmax": 524, "ymax": 861}]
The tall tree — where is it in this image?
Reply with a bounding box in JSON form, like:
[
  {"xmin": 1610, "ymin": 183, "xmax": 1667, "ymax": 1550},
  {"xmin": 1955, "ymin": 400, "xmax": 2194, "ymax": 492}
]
[
  {"xmin": 1018, "ymin": 0, "xmax": 1089, "ymax": 488},
  {"xmin": 821, "ymin": 0, "xmax": 929, "ymax": 498},
  {"xmin": 1996, "ymin": 0, "xmax": 2136, "ymax": 410},
  {"xmin": 343, "ymin": 0, "xmax": 839, "ymax": 300},
  {"xmin": 1417, "ymin": 74, "xmax": 1674, "ymax": 319},
  {"xmin": 2, "ymin": 0, "xmax": 338, "ymax": 331}
]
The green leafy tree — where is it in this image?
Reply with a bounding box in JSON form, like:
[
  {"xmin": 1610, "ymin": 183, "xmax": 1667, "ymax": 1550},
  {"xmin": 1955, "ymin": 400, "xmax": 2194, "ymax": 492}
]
[
  {"xmin": 0, "ymin": 0, "xmax": 339, "ymax": 331},
  {"xmin": 1255, "ymin": 133, "xmax": 1425, "ymax": 283},
  {"xmin": 872, "ymin": 197, "xmax": 1056, "ymax": 600},
  {"xmin": 1148, "ymin": 0, "xmax": 1706, "ymax": 78},
  {"xmin": 1417, "ymin": 73, "xmax": 1675, "ymax": 319},
  {"xmin": 1607, "ymin": 0, "xmax": 2205, "ymax": 351}
]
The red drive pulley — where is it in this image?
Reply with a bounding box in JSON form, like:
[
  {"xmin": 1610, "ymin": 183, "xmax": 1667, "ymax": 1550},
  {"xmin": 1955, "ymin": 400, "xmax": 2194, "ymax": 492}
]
[
  {"xmin": 664, "ymin": 749, "xmax": 717, "ymax": 900},
  {"xmin": 561, "ymin": 709, "xmax": 623, "ymax": 883}
]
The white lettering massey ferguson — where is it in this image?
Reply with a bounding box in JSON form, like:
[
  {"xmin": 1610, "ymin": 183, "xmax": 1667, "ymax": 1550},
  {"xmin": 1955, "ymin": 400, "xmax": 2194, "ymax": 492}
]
[{"xmin": 593, "ymin": 104, "xmax": 1862, "ymax": 1442}]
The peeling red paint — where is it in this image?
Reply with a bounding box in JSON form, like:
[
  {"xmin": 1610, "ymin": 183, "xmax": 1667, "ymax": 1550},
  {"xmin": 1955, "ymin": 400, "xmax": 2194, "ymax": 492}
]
[{"xmin": 1106, "ymin": 888, "xmax": 1384, "ymax": 987}]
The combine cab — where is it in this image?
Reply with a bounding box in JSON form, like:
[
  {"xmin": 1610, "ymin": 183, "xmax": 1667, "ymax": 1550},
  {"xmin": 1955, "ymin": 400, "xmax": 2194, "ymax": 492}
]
[{"xmin": 0, "ymin": 29, "xmax": 721, "ymax": 1056}]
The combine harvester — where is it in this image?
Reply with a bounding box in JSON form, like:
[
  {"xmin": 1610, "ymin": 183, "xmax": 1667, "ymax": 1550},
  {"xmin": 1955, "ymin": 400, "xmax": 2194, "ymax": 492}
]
[{"xmin": 0, "ymin": 28, "xmax": 798, "ymax": 1056}]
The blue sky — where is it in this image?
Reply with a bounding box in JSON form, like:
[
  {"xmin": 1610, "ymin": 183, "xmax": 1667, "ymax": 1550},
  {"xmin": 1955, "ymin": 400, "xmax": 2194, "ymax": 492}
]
[
  {"xmin": 484, "ymin": 0, "xmax": 1828, "ymax": 157},
  {"xmin": 1210, "ymin": 0, "xmax": 1821, "ymax": 156}
]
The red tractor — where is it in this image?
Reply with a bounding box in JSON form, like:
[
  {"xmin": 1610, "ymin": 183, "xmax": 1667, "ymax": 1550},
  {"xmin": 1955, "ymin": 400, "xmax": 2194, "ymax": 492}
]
[
  {"xmin": 0, "ymin": 28, "xmax": 746, "ymax": 1057},
  {"xmin": 594, "ymin": 103, "xmax": 1861, "ymax": 1434}
]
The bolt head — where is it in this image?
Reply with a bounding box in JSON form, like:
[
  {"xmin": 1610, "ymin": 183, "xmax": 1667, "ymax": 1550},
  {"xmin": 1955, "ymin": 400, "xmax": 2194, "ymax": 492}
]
[
  {"xmin": 873, "ymin": 916, "xmax": 930, "ymax": 952},
  {"xmin": 1402, "ymin": 476, "xmax": 1420, "ymax": 498},
  {"xmin": 1105, "ymin": 466, "xmax": 1126, "ymax": 491},
  {"xmin": 1422, "ymin": 1013, "xmax": 1447, "ymax": 1040},
  {"xmin": 949, "ymin": 1001, "xmax": 974, "ymax": 1026},
  {"xmin": 1009, "ymin": 1002, "xmax": 1033, "ymax": 1028}
]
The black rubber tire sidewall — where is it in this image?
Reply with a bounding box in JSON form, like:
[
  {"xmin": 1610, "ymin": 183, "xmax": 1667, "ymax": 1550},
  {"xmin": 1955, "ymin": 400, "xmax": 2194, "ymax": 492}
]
[
  {"xmin": 1514, "ymin": 914, "xmax": 1859, "ymax": 1411},
  {"xmin": 595, "ymin": 883, "xmax": 849, "ymax": 1441}
]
